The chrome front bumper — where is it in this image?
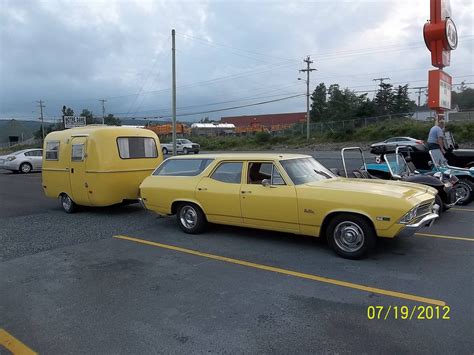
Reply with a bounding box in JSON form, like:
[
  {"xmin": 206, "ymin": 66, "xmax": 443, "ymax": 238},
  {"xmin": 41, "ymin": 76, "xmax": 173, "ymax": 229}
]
[{"xmin": 396, "ymin": 211, "xmax": 439, "ymax": 238}]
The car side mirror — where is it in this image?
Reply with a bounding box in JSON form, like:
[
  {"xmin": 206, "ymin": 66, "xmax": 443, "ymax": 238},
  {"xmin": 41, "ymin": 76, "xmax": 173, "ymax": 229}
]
[
  {"xmin": 405, "ymin": 156, "xmax": 412, "ymax": 162},
  {"xmin": 428, "ymin": 161, "xmax": 433, "ymax": 167},
  {"xmin": 262, "ymin": 179, "xmax": 271, "ymax": 187}
]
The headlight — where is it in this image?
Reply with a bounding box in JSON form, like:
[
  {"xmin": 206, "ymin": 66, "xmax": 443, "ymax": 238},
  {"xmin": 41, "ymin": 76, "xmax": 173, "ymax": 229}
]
[
  {"xmin": 6, "ymin": 156, "xmax": 16, "ymax": 161},
  {"xmin": 399, "ymin": 206, "xmax": 418, "ymax": 224}
]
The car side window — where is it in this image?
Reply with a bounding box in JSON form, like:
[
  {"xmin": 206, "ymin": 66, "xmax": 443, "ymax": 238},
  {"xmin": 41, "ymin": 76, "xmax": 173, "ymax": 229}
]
[
  {"xmin": 24, "ymin": 151, "xmax": 33, "ymax": 156},
  {"xmin": 211, "ymin": 162, "xmax": 242, "ymax": 184},
  {"xmin": 33, "ymin": 150, "xmax": 43, "ymax": 157},
  {"xmin": 247, "ymin": 162, "xmax": 285, "ymax": 185},
  {"xmin": 271, "ymin": 165, "xmax": 285, "ymax": 185},
  {"xmin": 153, "ymin": 159, "xmax": 213, "ymax": 176}
]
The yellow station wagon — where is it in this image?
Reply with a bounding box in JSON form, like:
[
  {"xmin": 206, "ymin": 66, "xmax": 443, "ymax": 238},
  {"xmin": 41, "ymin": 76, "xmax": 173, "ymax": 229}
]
[{"xmin": 140, "ymin": 153, "xmax": 439, "ymax": 259}]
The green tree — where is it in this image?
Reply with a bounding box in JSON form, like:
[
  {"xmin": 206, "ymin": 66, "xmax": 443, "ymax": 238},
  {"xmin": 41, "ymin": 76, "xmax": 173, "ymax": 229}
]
[
  {"xmin": 374, "ymin": 82, "xmax": 394, "ymax": 115},
  {"xmin": 104, "ymin": 113, "xmax": 121, "ymax": 126},
  {"xmin": 392, "ymin": 85, "xmax": 416, "ymax": 115},
  {"xmin": 451, "ymin": 85, "xmax": 474, "ymax": 110},
  {"xmin": 355, "ymin": 94, "xmax": 376, "ymax": 118},
  {"xmin": 62, "ymin": 106, "xmax": 74, "ymax": 116},
  {"xmin": 80, "ymin": 109, "xmax": 96, "ymax": 124},
  {"xmin": 309, "ymin": 83, "xmax": 327, "ymax": 122},
  {"xmin": 326, "ymin": 84, "xmax": 361, "ymax": 121}
]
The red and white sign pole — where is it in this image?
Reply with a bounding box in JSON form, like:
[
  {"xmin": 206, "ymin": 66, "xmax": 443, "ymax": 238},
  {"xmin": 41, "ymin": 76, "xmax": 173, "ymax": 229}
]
[{"xmin": 423, "ymin": 0, "xmax": 458, "ymax": 123}]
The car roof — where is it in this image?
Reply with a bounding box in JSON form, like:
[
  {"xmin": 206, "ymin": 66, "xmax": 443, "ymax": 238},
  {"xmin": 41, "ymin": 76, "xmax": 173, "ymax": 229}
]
[{"xmin": 166, "ymin": 153, "xmax": 311, "ymax": 161}]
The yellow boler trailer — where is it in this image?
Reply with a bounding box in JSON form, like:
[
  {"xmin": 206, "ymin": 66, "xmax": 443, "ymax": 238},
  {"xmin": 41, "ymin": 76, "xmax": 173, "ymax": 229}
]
[{"xmin": 42, "ymin": 125, "xmax": 163, "ymax": 212}]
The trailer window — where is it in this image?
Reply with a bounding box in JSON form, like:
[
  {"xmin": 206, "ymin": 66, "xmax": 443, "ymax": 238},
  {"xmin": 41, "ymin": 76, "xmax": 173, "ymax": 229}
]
[
  {"xmin": 45, "ymin": 141, "xmax": 60, "ymax": 160},
  {"xmin": 71, "ymin": 144, "xmax": 84, "ymax": 161},
  {"xmin": 117, "ymin": 137, "xmax": 158, "ymax": 159}
]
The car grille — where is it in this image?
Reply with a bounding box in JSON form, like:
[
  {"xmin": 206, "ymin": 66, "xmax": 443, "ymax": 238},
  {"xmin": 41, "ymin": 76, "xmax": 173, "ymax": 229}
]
[
  {"xmin": 192, "ymin": 144, "xmax": 199, "ymax": 148},
  {"xmin": 417, "ymin": 202, "xmax": 433, "ymax": 217}
]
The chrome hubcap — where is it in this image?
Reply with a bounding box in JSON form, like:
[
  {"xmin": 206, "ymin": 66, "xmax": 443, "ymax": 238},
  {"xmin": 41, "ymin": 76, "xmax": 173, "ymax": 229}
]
[
  {"xmin": 334, "ymin": 221, "xmax": 365, "ymax": 253},
  {"xmin": 180, "ymin": 206, "xmax": 197, "ymax": 229},
  {"xmin": 22, "ymin": 165, "xmax": 30, "ymax": 173}
]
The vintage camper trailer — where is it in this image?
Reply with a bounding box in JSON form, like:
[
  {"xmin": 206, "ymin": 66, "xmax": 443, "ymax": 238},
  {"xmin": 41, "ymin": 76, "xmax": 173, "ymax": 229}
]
[{"xmin": 42, "ymin": 125, "xmax": 163, "ymax": 212}]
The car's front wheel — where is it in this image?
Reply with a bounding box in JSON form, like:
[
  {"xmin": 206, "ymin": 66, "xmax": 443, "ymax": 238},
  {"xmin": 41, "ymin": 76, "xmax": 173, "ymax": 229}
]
[
  {"xmin": 183, "ymin": 147, "xmax": 189, "ymax": 155},
  {"xmin": 162, "ymin": 147, "xmax": 168, "ymax": 155},
  {"xmin": 326, "ymin": 214, "xmax": 376, "ymax": 259},
  {"xmin": 19, "ymin": 162, "xmax": 32, "ymax": 174},
  {"xmin": 176, "ymin": 202, "xmax": 206, "ymax": 234},
  {"xmin": 454, "ymin": 179, "xmax": 474, "ymax": 205},
  {"xmin": 60, "ymin": 193, "xmax": 76, "ymax": 213}
]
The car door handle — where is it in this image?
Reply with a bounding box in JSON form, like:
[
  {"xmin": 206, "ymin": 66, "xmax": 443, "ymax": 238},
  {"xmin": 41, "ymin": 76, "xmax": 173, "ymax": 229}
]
[
  {"xmin": 198, "ymin": 187, "xmax": 207, "ymax": 191},
  {"xmin": 71, "ymin": 168, "xmax": 74, "ymax": 173},
  {"xmin": 241, "ymin": 190, "xmax": 252, "ymax": 194}
]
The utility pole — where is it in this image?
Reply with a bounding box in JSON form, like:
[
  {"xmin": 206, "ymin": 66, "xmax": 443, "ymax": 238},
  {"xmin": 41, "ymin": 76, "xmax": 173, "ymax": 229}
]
[
  {"xmin": 299, "ymin": 56, "xmax": 316, "ymax": 140},
  {"xmin": 171, "ymin": 29, "xmax": 177, "ymax": 156},
  {"xmin": 412, "ymin": 86, "xmax": 425, "ymax": 120},
  {"xmin": 37, "ymin": 100, "xmax": 45, "ymax": 142},
  {"xmin": 99, "ymin": 99, "xmax": 106, "ymax": 124},
  {"xmin": 372, "ymin": 77, "xmax": 391, "ymax": 86}
]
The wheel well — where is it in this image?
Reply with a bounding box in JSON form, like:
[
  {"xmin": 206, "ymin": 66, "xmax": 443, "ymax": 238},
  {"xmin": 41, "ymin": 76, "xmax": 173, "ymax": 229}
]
[
  {"xmin": 171, "ymin": 200, "xmax": 202, "ymax": 215},
  {"xmin": 320, "ymin": 211, "xmax": 376, "ymax": 238}
]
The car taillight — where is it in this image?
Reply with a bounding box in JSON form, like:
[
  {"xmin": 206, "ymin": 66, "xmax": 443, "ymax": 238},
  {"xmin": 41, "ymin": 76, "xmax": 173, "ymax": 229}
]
[{"xmin": 416, "ymin": 140, "xmax": 424, "ymax": 144}]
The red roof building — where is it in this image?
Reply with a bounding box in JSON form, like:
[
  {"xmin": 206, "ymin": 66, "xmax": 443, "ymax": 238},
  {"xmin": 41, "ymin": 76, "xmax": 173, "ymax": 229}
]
[{"xmin": 221, "ymin": 112, "xmax": 306, "ymax": 127}]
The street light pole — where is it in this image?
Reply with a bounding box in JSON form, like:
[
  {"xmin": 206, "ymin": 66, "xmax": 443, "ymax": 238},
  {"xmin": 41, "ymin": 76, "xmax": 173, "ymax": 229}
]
[{"xmin": 171, "ymin": 29, "xmax": 177, "ymax": 156}]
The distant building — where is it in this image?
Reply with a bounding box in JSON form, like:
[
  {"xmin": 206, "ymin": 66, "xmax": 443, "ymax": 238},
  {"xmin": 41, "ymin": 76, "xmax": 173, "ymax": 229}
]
[
  {"xmin": 190, "ymin": 123, "xmax": 235, "ymax": 136},
  {"xmin": 221, "ymin": 112, "xmax": 306, "ymax": 127}
]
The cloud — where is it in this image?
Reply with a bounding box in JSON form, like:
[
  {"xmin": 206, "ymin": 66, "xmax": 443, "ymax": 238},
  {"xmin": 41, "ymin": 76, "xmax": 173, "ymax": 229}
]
[{"xmin": 0, "ymin": 0, "xmax": 472, "ymax": 121}]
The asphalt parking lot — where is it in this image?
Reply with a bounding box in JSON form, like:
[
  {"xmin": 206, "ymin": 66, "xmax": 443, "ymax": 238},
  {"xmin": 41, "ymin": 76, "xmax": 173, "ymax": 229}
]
[{"xmin": 0, "ymin": 152, "xmax": 473, "ymax": 354}]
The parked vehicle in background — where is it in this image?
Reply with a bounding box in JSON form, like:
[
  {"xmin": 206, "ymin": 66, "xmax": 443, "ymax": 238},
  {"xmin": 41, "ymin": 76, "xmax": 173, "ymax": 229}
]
[
  {"xmin": 161, "ymin": 139, "xmax": 200, "ymax": 155},
  {"xmin": 0, "ymin": 148, "xmax": 43, "ymax": 173},
  {"xmin": 42, "ymin": 126, "xmax": 163, "ymax": 213},
  {"xmin": 339, "ymin": 146, "xmax": 459, "ymax": 213},
  {"xmin": 370, "ymin": 137, "xmax": 425, "ymax": 155},
  {"xmin": 409, "ymin": 131, "xmax": 474, "ymax": 169},
  {"xmin": 140, "ymin": 153, "xmax": 438, "ymax": 259}
]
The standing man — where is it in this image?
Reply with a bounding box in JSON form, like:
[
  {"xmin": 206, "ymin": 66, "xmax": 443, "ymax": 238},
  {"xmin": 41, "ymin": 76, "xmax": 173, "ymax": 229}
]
[{"xmin": 427, "ymin": 120, "xmax": 446, "ymax": 154}]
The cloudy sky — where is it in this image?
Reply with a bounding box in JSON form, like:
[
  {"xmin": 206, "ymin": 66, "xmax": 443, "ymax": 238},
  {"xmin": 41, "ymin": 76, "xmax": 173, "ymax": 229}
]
[{"xmin": 0, "ymin": 0, "xmax": 473, "ymax": 123}]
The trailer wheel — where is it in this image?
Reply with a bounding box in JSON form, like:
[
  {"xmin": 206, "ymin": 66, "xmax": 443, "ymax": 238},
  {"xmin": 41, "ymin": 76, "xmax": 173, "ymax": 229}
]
[{"xmin": 60, "ymin": 193, "xmax": 76, "ymax": 213}]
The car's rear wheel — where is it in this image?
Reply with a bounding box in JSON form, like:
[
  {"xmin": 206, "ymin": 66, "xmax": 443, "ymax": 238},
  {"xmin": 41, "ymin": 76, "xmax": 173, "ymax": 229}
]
[
  {"xmin": 326, "ymin": 214, "xmax": 376, "ymax": 259},
  {"xmin": 176, "ymin": 202, "xmax": 206, "ymax": 234},
  {"xmin": 60, "ymin": 193, "xmax": 76, "ymax": 213},
  {"xmin": 19, "ymin": 162, "xmax": 32, "ymax": 174},
  {"xmin": 162, "ymin": 147, "xmax": 168, "ymax": 155},
  {"xmin": 453, "ymin": 179, "xmax": 473, "ymax": 205}
]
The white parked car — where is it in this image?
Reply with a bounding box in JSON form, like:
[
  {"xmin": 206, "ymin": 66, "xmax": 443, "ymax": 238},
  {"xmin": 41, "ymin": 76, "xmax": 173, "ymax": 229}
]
[
  {"xmin": 0, "ymin": 148, "xmax": 43, "ymax": 173},
  {"xmin": 161, "ymin": 139, "xmax": 200, "ymax": 155}
]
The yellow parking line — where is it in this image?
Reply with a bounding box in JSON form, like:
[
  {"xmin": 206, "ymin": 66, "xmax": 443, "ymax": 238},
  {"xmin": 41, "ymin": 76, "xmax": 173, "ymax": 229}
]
[
  {"xmin": 114, "ymin": 235, "xmax": 446, "ymax": 306},
  {"xmin": 0, "ymin": 329, "xmax": 37, "ymax": 355},
  {"xmin": 450, "ymin": 208, "xmax": 474, "ymax": 212},
  {"xmin": 415, "ymin": 233, "xmax": 474, "ymax": 242}
]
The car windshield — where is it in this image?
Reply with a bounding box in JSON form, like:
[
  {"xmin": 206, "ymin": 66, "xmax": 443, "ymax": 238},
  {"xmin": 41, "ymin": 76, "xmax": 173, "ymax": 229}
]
[
  {"xmin": 384, "ymin": 153, "xmax": 410, "ymax": 176},
  {"xmin": 180, "ymin": 139, "xmax": 192, "ymax": 144},
  {"xmin": 430, "ymin": 149, "xmax": 448, "ymax": 167},
  {"xmin": 280, "ymin": 157, "xmax": 335, "ymax": 185}
]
